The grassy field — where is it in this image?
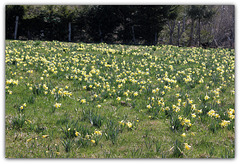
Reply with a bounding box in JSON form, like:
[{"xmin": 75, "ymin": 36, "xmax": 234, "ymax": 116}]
[{"xmin": 5, "ymin": 40, "xmax": 235, "ymax": 158}]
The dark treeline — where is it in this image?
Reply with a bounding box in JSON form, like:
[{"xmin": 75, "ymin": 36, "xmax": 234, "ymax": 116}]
[{"xmin": 6, "ymin": 5, "xmax": 234, "ymax": 48}]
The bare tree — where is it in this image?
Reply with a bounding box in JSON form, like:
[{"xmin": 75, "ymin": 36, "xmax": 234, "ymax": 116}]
[{"xmin": 211, "ymin": 5, "xmax": 234, "ymax": 48}]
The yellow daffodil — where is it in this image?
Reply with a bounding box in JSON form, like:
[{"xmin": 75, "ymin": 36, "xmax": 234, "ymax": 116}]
[
  {"xmin": 181, "ymin": 133, "xmax": 186, "ymax": 137},
  {"xmin": 75, "ymin": 131, "xmax": 80, "ymax": 137},
  {"xmin": 54, "ymin": 102, "xmax": 61, "ymax": 108},
  {"xmin": 184, "ymin": 143, "xmax": 191, "ymax": 150},
  {"xmin": 147, "ymin": 104, "xmax": 152, "ymax": 109},
  {"xmin": 27, "ymin": 138, "xmax": 32, "ymax": 142},
  {"xmin": 219, "ymin": 120, "xmax": 231, "ymax": 128},
  {"xmin": 126, "ymin": 122, "xmax": 133, "ymax": 128}
]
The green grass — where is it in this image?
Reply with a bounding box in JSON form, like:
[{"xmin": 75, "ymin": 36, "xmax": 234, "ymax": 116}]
[{"xmin": 5, "ymin": 40, "xmax": 235, "ymax": 158}]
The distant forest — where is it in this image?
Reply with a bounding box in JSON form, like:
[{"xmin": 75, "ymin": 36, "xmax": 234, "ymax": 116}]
[{"xmin": 6, "ymin": 5, "xmax": 235, "ymax": 48}]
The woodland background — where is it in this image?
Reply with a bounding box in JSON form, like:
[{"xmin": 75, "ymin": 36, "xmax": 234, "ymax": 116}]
[{"xmin": 5, "ymin": 5, "xmax": 235, "ymax": 48}]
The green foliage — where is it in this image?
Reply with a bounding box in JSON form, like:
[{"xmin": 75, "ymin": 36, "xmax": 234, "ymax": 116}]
[
  {"xmin": 172, "ymin": 139, "xmax": 183, "ymax": 158},
  {"xmin": 90, "ymin": 112, "xmax": 104, "ymax": 128},
  {"xmin": 187, "ymin": 5, "xmax": 215, "ymax": 20},
  {"xmin": 221, "ymin": 147, "xmax": 235, "ymax": 158},
  {"xmin": 62, "ymin": 138, "xmax": 72, "ymax": 152},
  {"xmin": 61, "ymin": 124, "xmax": 77, "ymax": 139},
  {"xmin": 11, "ymin": 114, "xmax": 25, "ymax": 130},
  {"xmin": 105, "ymin": 120, "xmax": 119, "ymax": 145}
]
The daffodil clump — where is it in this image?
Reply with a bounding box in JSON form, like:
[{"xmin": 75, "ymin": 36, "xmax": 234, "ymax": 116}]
[
  {"xmin": 6, "ymin": 79, "xmax": 19, "ymax": 86},
  {"xmin": 119, "ymin": 120, "xmax": 134, "ymax": 130},
  {"xmin": 19, "ymin": 103, "xmax": 27, "ymax": 111},
  {"xmin": 54, "ymin": 103, "xmax": 61, "ymax": 108},
  {"xmin": 219, "ymin": 120, "xmax": 231, "ymax": 128}
]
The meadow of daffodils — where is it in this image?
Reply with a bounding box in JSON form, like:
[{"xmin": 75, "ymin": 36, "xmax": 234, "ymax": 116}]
[{"xmin": 5, "ymin": 40, "xmax": 235, "ymax": 158}]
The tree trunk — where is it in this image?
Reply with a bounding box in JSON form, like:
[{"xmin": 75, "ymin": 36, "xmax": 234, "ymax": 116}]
[
  {"xmin": 182, "ymin": 16, "xmax": 186, "ymax": 47},
  {"xmin": 213, "ymin": 39, "xmax": 219, "ymax": 48},
  {"xmin": 198, "ymin": 18, "xmax": 201, "ymax": 47},
  {"xmin": 68, "ymin": 22, "xmax": 71, "ymax": 42},
  {"xmin": 132, "ymin": 25, "xmax": 136, "ymax": 44},
  {"xmin": 168, "ymin": 20, "xmax": 176, "ymax": 45},
  {"xmin": 177, "ymin": 21, "xmax": 180, "ymax": 46},
  {"xmin": 177, "ymin": 16, "xmax": 186, "ymax": 47},
  {"xmin": 232, "ymin": 5, "xmax": 235, "ymax": 48},
  {"xmin": 14, "ymin": 16, "xmax": 19, "ymax": 40},
  {"xmin": 98, "ymin": 25, "xmax": 103, "ymax": 42},
  {"xmin": 194, "ymin": 21, "xmax": 199, "ymax": 45},
  {"xmin": 154, "ymin": 32, "xmax": 158, "ymax": 45},
  {"xmin": 226, "ymin": 34, "xmax": 232, "ymax": 48},
  {"xmin": 27, "ymin": 29, "xmax": 31, "ymax": 40},
  {"xmin": 188, "ymin": 19, "xmax": 194, "ymax": 47}
]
